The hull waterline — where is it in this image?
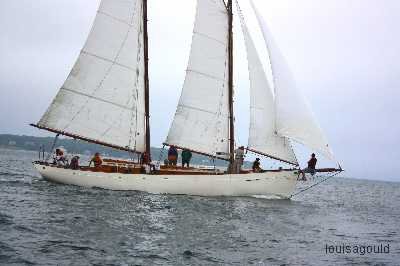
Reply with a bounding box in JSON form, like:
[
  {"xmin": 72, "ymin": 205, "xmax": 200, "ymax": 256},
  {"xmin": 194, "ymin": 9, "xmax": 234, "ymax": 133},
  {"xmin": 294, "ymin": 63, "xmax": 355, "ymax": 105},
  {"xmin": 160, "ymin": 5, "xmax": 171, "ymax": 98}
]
[{"xmin": 33, "ymin": 163, "xmax": 298, "ymax": 198}]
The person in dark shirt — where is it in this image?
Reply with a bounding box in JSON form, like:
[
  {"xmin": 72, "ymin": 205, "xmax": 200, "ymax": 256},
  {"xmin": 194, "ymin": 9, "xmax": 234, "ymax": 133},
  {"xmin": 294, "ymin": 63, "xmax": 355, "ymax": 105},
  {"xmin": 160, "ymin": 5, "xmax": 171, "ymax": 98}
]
[
  {"xmin": 141, "ymin": 152, "xmax": 151, "ymax": 165},
  {"xmin": 181, "ymin": 149, "xmax": 192, "ymax": 168},
  {"xmin": 308, "ymin": 154, "xmax": 317, "ymax": 170},
  {"xmin": 300, "ymin": 153, "xmax": 317, "ymax": 181},
  {"xmin": 70, "ymin": 156, "xmax": 80, "ymax": 170},
  {"xmin": 168, "ymin": 146, "xmax": 178, "ymax": 166},
  {"xmin": 252, "ymin": 158, "xmax": 262, "ymax": 173}
]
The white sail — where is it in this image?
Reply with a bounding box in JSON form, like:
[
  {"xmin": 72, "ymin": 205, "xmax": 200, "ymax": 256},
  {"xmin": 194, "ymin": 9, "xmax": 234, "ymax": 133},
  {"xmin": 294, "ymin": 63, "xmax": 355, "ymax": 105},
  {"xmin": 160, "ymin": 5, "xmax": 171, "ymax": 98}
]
[
  {"xmin": 165, "ymin": 0, "xmax": 230, "ymax": 157},
  {"xmin": 250, "ymin": 1, "xmax": 334, "ymax": 160},
  {"xmin": 236, "ymin": 1, "xmax": 298, "ymax": 165},
  {"xmin": 37, "ymin": 0, "xmax": 146, "ymax": 152}
]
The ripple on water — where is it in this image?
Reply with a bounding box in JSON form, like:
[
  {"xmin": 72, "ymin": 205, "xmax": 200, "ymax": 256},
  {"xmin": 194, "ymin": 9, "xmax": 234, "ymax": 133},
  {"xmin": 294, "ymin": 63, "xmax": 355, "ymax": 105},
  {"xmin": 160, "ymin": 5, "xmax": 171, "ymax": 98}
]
[
  {"xmin": 0, "ymin": 149, "xmax": 399, "ymax": 265},
  {"xmin": 0, "ymin": 212, "xmax": 13, "ymax": 226}
]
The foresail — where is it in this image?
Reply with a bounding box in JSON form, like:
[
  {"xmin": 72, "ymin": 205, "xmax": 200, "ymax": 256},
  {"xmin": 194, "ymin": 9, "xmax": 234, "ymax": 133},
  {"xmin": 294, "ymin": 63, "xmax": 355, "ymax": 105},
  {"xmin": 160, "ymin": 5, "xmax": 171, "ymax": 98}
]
[
  {"xmin": 37, "ymin": 0, "xmax": 146, "ymax": 152},
  {"xmin": 165, "ymin": 0, "xmax": 230, "ymax": 158},
  {"xmin": 250, "ymin": 0, "xmax": 334, "ymax": 160},
  {"xmin": 236, "ymin": 0, "xmax": 298, "ymax": 165}
]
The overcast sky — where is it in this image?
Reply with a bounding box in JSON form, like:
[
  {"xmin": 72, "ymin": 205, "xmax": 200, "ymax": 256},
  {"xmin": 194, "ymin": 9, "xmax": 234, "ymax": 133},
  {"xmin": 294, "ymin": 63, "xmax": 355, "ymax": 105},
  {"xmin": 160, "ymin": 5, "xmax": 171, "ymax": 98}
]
[{"xmin": 0, "ymin": 0, "xmax": 399, "ymax": 181}]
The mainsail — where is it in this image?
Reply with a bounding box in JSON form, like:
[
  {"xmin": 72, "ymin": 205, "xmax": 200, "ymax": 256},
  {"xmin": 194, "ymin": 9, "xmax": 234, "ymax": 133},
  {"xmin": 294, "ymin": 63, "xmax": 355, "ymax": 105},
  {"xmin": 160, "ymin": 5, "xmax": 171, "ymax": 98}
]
[
  {"xmin": 250, "ymin": 0, "xmax": 334, "ymax": 160},
  {"xmin": 35, "ymin": 0, "xmax": 146, "ymax": 153},
  {"xmin": 165, "ymin": 0, "xmax": 230, "ymax": 158},
  {"xmin": 236, "ymin": 0, "xmax": 298, "ymax": 165}
]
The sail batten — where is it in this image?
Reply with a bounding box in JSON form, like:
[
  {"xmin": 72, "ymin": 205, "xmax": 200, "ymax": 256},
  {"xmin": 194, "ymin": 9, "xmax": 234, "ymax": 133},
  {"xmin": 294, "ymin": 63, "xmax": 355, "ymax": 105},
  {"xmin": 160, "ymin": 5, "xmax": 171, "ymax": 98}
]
[
  {"xmin": 36, "ymin": 0, "xmax": 146, "ymax": 152},
  {"xmin": 80, "ymin": 50, "xmax": 136, "ymax": 71},
  {"xmin": 165, "ymin": 0, "xmax": 230, "ymax": 158},
  {"xmin": 186, "ymin": 69, "xmax": 226, "ymax": 82},
  {"xmin": 236, "ymin": 0, "xmax": 298, "ymax": 165}
]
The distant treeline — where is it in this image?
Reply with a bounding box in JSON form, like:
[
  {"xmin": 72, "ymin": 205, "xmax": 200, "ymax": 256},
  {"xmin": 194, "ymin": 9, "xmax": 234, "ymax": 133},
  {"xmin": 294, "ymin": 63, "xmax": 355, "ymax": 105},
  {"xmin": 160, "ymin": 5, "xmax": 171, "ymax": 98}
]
[{"xmin": 0, "ymin": 134, "xmax": 239, "ymax": 167}]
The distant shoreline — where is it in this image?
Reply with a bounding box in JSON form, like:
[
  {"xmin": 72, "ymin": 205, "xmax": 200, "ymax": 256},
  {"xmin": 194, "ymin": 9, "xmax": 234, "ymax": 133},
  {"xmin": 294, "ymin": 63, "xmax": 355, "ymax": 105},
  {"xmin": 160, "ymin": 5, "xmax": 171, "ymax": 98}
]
[{"xmin": 0, "ymin": 134, "xmax": 233, "ymax": 168}]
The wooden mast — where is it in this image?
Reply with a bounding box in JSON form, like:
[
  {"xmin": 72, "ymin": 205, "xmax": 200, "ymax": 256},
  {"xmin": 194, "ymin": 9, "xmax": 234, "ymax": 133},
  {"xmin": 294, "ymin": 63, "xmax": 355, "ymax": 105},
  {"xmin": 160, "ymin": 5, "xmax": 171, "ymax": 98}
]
[
  {"xmin": 227, "ymin": 0, "xmax": 235, "ymax": 170},
  {"xmin": 143, "ymin": 0, "xmax": 151, "ymax": 160}
]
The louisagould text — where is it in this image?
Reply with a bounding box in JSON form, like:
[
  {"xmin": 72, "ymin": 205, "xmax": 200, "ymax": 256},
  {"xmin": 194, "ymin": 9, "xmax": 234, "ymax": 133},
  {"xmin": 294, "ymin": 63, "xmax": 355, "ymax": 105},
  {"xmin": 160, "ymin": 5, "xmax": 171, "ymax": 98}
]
[{"xmin": 325, "ymin": 244, "xmax": 390, "ymax": 255}]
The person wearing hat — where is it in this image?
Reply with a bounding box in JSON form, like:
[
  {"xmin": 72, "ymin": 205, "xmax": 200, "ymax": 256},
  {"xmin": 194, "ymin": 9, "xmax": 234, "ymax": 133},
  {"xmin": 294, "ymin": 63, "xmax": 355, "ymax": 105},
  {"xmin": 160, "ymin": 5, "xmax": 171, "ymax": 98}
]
[{"xmin": 252, "ymin": 158, "xmax": 262, "ymax": 173}]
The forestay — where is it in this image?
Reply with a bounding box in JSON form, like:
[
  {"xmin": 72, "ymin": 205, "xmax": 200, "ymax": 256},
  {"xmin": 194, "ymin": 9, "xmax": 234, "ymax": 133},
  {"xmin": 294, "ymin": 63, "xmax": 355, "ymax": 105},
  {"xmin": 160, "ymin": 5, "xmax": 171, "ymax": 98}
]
[
  {"xmin": 250, "ymin": 0, "xmax": 334, "ymax": 160},
  {"xmin": 37, "ymin": 0, "xmax": 146, "ymax": 152},
  {"xmin": 165, "ymin": 0, "xmax": 230, "ymax": 158},
  {"xmin": 236, "ymin": 0, "xmax": 298, "ymax": 165}
]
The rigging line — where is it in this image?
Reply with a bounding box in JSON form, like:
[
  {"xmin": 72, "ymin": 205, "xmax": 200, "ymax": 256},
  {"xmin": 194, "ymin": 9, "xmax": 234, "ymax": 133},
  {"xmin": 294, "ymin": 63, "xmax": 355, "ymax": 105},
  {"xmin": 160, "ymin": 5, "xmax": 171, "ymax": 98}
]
[
  {"xmin": 157, "ymin": 144, "xmax": 166, "ymax": 168},
  {"xmin": 45, "ymin": 134, "xmax": 60, "ymax": 161},
  {"xmin": 289, "ymin": 171, "xmax": 341, "ymax": 199}
]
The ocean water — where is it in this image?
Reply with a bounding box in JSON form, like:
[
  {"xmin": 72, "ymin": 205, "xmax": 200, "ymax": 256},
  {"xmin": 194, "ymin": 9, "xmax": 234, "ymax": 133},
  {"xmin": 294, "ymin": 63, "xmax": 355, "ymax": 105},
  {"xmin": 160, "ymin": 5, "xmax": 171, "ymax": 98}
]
[{"xmin": 0, "ymin": 148, "xmax": 399, "ymax": 266}]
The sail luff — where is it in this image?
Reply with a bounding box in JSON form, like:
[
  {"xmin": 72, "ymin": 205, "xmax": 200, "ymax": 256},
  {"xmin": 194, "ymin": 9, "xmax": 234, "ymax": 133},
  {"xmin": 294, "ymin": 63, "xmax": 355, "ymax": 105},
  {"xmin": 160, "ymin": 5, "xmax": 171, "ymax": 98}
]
[
  {"xmin": 35, "ymin": 0, "xmax": 147, "ymax": 152},
  {"xmin": 143, "ymin": 0, "xmax": 151, "ymax": 158},
  {"xmin": 227, "ymin": 0, "xmax": 235, "ymax": 168}
]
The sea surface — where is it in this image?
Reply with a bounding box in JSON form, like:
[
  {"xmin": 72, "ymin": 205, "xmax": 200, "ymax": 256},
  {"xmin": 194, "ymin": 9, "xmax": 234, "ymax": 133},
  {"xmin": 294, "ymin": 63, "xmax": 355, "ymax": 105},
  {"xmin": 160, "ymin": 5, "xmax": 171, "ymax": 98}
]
[{"xmin": 0, "ymin": 148, "xmax": 399, "ymax": 265}]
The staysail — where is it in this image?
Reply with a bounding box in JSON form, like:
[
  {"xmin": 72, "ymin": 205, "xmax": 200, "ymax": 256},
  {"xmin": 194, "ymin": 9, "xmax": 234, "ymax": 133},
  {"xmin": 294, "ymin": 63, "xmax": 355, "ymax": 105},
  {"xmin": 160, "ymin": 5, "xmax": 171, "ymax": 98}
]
[
  {"xmin": 165, "ymin": 0, "xmax": 230, "ymax": 158},
  {"xmin": 236, "ymin": 0, "xmax": 298, "ymax": 165},
  {"xmin": 250, "ymin": 0, "xmax": 334, "ymax": 160},
  {"xmin": 35, "ymin": 0, "xmax": 146, "ymax": 153}
]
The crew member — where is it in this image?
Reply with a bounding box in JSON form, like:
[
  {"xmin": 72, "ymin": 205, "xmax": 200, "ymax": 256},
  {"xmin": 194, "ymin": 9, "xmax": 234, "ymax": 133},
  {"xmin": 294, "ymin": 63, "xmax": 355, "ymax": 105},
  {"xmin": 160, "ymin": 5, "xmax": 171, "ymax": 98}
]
[
  {"xmin": 168, "ymin": 146, "xmax": 178, "ymax": 166},
  {"xmin": 89, "ymin": 152, "xmax": 103, "ymax": 168},
  {"xmin": 181, "ymin": 149, "xmax": 192, "ymax": 168},
  {"xmin": 252, "ymin": 158, "xmax": 262, "ymax": 173},
  {"xmin": 53, "ymin": 148, "xmax": 67, "ymax": 166},
  {"xmin": 141, "ymin": 152, "xmax": 151, "ymax": 164},
  {"xmin": 300, "ymin": 153, "xmax": 317, "ymax": 181},
  {"xmin": 70, "ymin": 155, "xmax": 80, "ymax": 170}
]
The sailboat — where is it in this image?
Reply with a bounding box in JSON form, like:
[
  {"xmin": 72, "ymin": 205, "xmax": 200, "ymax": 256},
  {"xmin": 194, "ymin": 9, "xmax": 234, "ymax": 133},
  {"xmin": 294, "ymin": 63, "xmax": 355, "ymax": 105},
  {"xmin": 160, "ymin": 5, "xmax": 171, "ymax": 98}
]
[{"xmin": 31, "ymin": 0, "xmax": 342, "ymax": 198}]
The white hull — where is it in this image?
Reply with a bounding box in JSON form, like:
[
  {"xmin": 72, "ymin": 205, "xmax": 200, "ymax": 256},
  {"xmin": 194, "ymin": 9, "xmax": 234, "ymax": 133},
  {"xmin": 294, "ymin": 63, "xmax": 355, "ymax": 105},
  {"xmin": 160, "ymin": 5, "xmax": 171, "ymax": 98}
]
[{"xmin": 34, "ymin": 163, "xmax": 298, "ymax": 198}]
